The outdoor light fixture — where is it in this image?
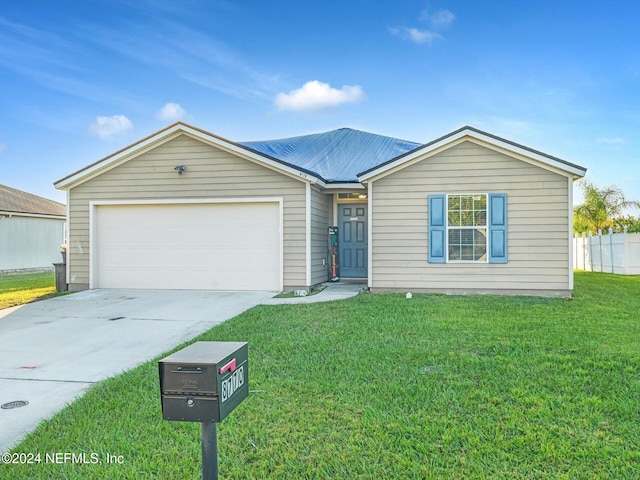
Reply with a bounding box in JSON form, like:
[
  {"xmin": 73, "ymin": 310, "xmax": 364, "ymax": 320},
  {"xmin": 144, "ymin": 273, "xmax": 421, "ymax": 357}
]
[{"xmin": 174, "ymin": 165, "xmax": 187, "ymax": 175}]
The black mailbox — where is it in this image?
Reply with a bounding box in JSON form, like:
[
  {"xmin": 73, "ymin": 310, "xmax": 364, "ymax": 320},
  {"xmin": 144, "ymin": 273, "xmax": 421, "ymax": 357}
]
[{"xmin": 159, "ymin": 341, "xmax": 248, "ymax": 423}]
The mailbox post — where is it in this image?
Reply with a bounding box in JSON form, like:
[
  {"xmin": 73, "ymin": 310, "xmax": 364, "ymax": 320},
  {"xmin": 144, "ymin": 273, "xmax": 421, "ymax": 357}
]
[{"xmin": 159, "ymin": 341, "xmax": 249, "ymax": 480}]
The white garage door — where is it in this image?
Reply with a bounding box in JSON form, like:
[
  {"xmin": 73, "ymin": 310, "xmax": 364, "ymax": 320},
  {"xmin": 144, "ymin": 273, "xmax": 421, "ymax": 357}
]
[{"xmin": 94, "ymin": 202, "xmax": 280, "ymax": 290}]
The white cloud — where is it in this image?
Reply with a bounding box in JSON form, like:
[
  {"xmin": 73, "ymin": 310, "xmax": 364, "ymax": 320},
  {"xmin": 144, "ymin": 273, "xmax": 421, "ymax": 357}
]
[
  {"xmin": 156, "ymin": 102, "xmax": 188, "ymax": 122},
  {"xmin": 420, "ymin": 9, "xmax": 455, "ymax": 29},
  {"xmin": 392, "ymin": 7, "xmax": 454, "ymax": 45},
  {"xmin": 90, "ymin": 115, "xmax": 133, "ymax": 138},
  {"xmin": 388, "ymin": 26, "xmax": 442, "ymax": 45},
  {"xmin": 596, "ymin": 137, "xmax": 625, "ymax": 144},
  {"xmin": 275, "ymin": 80, "xmax": 364, "ymax": 111}
]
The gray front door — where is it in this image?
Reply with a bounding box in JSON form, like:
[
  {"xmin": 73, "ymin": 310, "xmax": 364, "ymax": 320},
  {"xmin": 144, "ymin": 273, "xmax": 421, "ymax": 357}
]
[{"xmin": 338, "ymin": 204, "xmax": 367, "ymax": 278}]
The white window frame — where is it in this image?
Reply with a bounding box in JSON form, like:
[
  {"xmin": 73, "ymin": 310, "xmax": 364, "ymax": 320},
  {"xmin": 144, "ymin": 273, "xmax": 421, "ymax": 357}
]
[{"xmin": 446, "ymin": 193, "xmax": 489, "ymax": 263}]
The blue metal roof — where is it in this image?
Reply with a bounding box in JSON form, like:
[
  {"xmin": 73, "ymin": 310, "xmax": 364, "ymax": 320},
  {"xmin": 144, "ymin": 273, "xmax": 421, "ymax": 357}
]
[{"xmin": 240, "ymin": 128, "xmax": 421, "ymax": 182}]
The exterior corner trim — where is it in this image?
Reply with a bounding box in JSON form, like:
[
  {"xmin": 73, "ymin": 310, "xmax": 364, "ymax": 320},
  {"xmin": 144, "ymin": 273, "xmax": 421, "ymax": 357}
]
[
  {"xmin": 367, "ymin": 180, "xmax": 373, "ymax": 288},
  {"xmin": 305, "ymin": 182, "xmax": 312, "ymax": 287}
]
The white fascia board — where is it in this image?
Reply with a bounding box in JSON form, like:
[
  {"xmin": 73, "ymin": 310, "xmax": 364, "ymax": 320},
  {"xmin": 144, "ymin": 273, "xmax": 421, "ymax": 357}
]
[
  {"xmin": 55, "ymin": 126, "xmax": 185, "ymax": 190},
  {"xmin": 177, "ymin": 125, "xmax": 325, "ymax": 186},
  {"xmin": 324, "ymin": 182, "xmax": 366, "ymax": 190},
  {"xmin": 55, "ymin": 123, "xmax": 324, "ymax": 190},
  {"xmin": 0, "ymin": 211, "xmax": 66, "ymax": 220},
  {"xmin": 358, "ymin": 128, "xmax": 587, "ymax": 182},
  {"xmin": 467, "ymin": 132, "xmax": 587, "ymax": 178},
  {"xmin": 357, "ymin": 131, "xmax": 468, "ymax": 182}
]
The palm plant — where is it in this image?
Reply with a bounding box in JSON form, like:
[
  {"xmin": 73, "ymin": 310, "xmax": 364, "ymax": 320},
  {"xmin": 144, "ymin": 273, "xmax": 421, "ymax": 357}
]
[{"xmin": 573, "ymin": 180, "xmax": 640, "ymax": 234}]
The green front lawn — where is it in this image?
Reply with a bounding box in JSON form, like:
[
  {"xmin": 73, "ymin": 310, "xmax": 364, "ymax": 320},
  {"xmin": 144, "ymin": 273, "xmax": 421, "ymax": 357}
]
[
  {"xmin": 0, "ymin": 271, "xmax": 58, "ymax": 310},
  {"xmin": 3, "ymin": 272, "xmax": 639, "ymax": 479}
]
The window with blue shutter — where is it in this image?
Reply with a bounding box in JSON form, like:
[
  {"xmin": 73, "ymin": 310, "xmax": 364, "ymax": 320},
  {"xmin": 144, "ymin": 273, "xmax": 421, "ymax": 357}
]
[
  {"xmin": 488, "ymin": 193, "xmax": 508, "ymax": 263},
  {"xmin": 428, "ymin": 192, "xmax": 508, "ymax": 264},
  {"xmin": 428, "ymin": 194, "xmax": 446, "ymax": 263}
]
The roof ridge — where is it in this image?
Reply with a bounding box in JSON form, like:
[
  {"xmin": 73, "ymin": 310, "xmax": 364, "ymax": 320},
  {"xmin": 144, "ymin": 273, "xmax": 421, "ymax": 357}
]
[{"xmin": 242, "ymin": 126, "xmax": 421, "ymax": 145}]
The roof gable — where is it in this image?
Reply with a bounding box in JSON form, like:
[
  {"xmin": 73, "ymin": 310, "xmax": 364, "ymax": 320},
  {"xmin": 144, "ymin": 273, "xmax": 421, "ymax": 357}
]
[
  {"xmin": 54, "ymin": 122, "xmax": 326, "ymax": 190},
  {"xmin": 0, "ymin": 184, "xmax": 66, "ymax": 217},
  {"xmin": 358, "ymin": 126, "xmax": 587, "ymax": 181}
]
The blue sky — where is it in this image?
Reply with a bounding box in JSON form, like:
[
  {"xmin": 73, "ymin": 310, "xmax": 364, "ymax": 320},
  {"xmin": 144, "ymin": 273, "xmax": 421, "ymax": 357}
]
[{"xmin": 1, "ymin": 0, "xmax": 639, "ymax": 205}]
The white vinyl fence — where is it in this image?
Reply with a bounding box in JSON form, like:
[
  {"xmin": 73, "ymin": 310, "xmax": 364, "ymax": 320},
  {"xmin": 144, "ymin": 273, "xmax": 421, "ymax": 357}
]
[
  {"xmin": 573, "ymin": 229, "xmax": 640, "ymax": 275},
  {"xmin": 0, "ymin": 215, "xmax": 66, "ymax": 272}
]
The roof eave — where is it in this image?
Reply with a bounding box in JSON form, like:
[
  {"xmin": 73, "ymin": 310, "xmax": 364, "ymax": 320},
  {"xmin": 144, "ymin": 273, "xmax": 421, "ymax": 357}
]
[
  {"xmin": 54, "ymin": 122, "xmax": 326, "ymax": 191},
  {"xmin": 1, "ymin": 210, "xmax": 66, "ymax": 219},
  {"xmin": 357, "ymin": 126, "xmax": 587, "ymax": 182},
  {"xmin": 324, "ymin": 181, "xmax": 366, "ymax": 190}
]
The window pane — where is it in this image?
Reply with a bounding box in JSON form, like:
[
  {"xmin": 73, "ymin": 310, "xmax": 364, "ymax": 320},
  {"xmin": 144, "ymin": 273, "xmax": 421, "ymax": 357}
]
[
  {"xmin": 475, "ymin": 229, "xmax": 487, "ymax": 261},
  {"xmin": 448, "ymin": 194, "xmax": 487, "ymax": 227},
  {"xmin": 460, "ymin": 210, "xmax": 473, "ymax": 226},
  {"xmin": 475, "ymin": 243, "xmax": 487, "ymax": 261},
  {"xmin": 475, "ymin": 228, "xmax": 487, "ymax": 241},
  {"xmin": 448, "ymin": 227, "xmax": 487, "ymax": 261},
  {"xmin": 473, "ymin": 195, "xmax": 486, "ymax": 210},
  {"xmin": 446, "ymin": 194, "xmax": 487, "ymax": 262},
  {"xmin": 459, "ymin": 246, "xmax": 472, "ymax": 260}
]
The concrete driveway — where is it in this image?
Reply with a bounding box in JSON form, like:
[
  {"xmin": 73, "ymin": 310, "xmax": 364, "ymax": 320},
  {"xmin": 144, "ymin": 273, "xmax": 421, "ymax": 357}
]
[{"xmin": 0, "ymin": 289, "xmax": 273, "ymax": 454}]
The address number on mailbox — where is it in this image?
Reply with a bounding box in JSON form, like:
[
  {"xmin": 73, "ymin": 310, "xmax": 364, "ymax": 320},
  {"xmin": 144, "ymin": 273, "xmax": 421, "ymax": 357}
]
[
  {"xmin": 159, "ymin": 341, "xmax": 249, "ymax": 423},
  {"xmin": 221, "ymin": 365, "xmax": 244, "ymax": 403}
]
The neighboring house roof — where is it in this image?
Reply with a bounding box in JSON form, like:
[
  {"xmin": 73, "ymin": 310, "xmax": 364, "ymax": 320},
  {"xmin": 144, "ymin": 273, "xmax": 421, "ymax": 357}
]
[
  {"xmin": 240, "ymin": 128, "xmax": 422, "ymax": 182},
  {"xmin": 54, "ymin": 122, "xmax": 587, "ymax": 190},
  {"xmin": 0, "ymin": 184, "xmax": 66, "ymax": 218}
]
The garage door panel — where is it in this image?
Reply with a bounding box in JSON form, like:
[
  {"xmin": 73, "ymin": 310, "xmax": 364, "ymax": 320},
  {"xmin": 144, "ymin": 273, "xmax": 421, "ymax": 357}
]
[{"xmin": 94, "ymin": 203, "xmax": 280, "ymax": 290}]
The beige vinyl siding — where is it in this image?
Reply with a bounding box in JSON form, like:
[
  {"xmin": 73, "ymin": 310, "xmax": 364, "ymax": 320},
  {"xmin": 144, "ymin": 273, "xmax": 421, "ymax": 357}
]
[
  {"xmin": 310, "ymin": 186, "xmax": 331, "ymax": 285},
  {"xmin": 371, "ymin": 140, "xmax": 571, "ymax": 295},
  {"xmin": 66, "ymin": 134, "xmax": 306, "ymax": 291}
]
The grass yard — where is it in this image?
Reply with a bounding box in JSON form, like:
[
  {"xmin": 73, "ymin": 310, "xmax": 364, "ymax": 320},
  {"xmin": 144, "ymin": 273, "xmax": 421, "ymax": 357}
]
[
  {"xmin": 0, "ymin": 271, "xmax": 58, "ymax": 309},
  {"xmin": 2, "ymin": 272, "xmax": 639, "ymax": 479}
]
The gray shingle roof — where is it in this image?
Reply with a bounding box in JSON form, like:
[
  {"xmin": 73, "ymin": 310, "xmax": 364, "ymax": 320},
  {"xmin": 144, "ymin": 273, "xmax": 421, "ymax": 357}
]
[{"xmin": 0, "ymin": 184, "xmax": 66, "ymax": 217}]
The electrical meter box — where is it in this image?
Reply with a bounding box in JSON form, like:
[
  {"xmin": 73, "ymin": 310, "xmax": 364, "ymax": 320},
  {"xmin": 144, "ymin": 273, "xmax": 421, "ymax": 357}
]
[{"xmin": 159, "ymin": 341, "xmax": 248, "ymax": 423}]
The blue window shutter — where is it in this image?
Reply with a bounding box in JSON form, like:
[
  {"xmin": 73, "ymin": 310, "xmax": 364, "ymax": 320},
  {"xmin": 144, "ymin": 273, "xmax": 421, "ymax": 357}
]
[
  {"xmin": 428, "ymin": 194, "xmax": 446, "ymax": 263},
  {"xmin": 489, "ymin": 193, "xmax": 508, "ymax": 263}
]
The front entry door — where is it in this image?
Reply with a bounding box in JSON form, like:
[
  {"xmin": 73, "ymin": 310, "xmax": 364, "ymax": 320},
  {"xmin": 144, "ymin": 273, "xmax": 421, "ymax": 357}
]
[{"xmin": 338, "ymin": 204, "xmax": 367, "ymax": 278}]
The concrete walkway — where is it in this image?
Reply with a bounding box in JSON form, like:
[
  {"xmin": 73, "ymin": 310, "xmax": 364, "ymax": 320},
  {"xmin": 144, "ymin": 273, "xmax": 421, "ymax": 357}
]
[
  {"xmin": 0, "ymin": 283, "xmax": 363, "ymax": 454},
  {"xmin": 260, "ymin": 281, "xmax": 365, "ymax": 305}
]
